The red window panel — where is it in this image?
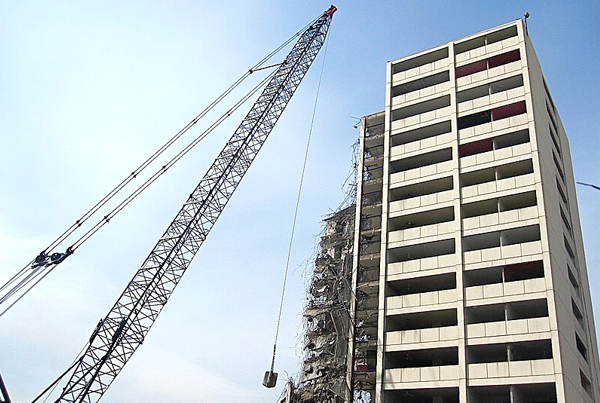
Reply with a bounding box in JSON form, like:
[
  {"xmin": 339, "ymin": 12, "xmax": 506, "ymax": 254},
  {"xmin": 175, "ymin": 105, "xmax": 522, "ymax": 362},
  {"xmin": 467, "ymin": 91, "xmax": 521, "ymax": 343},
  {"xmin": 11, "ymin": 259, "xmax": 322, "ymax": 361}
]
[
  {"xmin": 491, "ymin": 101, "xmax": 526, "ymax": 121},
  {"xmin": 488, "ymin": 49, "xmax": 521, "ymax": 68},
  {"xmin": 455, "ymin": 49, "xmax": 521, "ymax": 79},
  {"xmin": 459, "ymin": 137, "xmax": 494, "ymax": 157},
  {"xmin": 455, "ymin": 60, "xmax": 487, "ymax": 78}
]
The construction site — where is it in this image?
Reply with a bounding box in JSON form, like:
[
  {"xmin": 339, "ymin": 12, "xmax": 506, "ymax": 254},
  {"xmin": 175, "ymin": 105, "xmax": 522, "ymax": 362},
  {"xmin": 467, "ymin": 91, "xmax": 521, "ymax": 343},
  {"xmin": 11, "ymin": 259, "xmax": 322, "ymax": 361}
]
[{"xmin": 1, "ymin": 3, "xmax": 600, "ymax": 403}]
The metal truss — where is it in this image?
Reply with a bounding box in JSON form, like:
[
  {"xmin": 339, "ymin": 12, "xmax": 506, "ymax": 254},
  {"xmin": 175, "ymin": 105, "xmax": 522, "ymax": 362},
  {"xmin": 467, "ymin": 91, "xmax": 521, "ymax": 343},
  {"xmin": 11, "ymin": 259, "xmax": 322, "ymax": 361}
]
[{"xmin": 55, "ymin": 10, "xmax": 333, "ymax": 403}]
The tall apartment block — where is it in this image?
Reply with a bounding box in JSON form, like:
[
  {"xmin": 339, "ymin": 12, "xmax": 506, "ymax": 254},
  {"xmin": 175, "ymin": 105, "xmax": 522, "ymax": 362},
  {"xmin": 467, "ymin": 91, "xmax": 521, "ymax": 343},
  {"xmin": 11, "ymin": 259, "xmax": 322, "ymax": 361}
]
[{"xmin": 348, "ymin": 20, "xmax": 600, "ymax": 403}]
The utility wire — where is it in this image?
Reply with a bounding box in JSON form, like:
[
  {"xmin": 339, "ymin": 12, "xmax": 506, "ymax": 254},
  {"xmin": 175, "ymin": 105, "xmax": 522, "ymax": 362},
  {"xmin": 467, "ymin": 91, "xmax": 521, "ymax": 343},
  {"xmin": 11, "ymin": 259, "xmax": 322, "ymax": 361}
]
[
  {"xmin": 269, "ymin": 25, "xmax": 331, "ymax": 373},
  {"xmin": 577, "ymin": 181, "xmax": 600, "ymax": 191}
]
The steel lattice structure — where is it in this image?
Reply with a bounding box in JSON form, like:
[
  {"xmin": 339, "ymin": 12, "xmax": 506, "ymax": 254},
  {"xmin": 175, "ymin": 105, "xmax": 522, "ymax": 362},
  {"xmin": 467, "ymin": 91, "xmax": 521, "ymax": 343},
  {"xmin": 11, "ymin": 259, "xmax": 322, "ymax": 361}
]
[{"xmin": 56, "ymin": 8, "xmax": 335, "ymax": 403}]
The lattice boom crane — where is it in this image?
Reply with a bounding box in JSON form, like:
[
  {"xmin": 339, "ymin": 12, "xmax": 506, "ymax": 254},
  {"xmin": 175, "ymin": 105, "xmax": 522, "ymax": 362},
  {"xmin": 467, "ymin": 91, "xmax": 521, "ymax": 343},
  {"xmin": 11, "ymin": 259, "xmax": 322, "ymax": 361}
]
[{"xmin": 54, "ymin": 6, "xmax": 336, "ymax": 402}]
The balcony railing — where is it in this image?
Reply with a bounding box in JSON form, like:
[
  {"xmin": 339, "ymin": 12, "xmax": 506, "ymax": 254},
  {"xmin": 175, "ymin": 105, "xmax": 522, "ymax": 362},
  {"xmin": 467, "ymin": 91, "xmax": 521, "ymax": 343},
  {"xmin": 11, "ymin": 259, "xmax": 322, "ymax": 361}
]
[
  {"xmin": 465, "ymin": 278, "xmax": 545, "ymax": 303},
  {"xmin": 388, "ymin": 222, "xmax": 455, "ymax": 243},
  {"xmin": 389, "ymin": 189, "xmax": 454, "ymax": 212},
  {"xmin": 387, "ymin": 289, "xmax": 457, "ymax": 312},
  {"xmin": 461, "ymin": 172, "xmax": 535, "ymax": 199},
  {"xmin": 461, "ymin": 142, "xmax": 531, "ymax": 170},
  {"xmin": 386, "ymin": 326, "xmax": 459, "ymax": 350},
  {"xmin": 455, "ymin": 35, "xmax": 519, "ymax": 64},
  {"xmin": 459, "ymin": 86, "xmax": 525, "ymax": 114},
  {"xmin": 384, "ymin": 365, "xmax": 460, "ymax": 388},
  {"xmin": 463, "ymin": 240, "xmax": 542, "ymax": 265},
  {"xmin": 392, "ymin": 58, "xmax": 450, "ymax": 84},
  {"xmin": 392, "ymin": 107, "xmax": 452, "ymax": 132},
  {"xmin": 388, "ymin": 253, "xmax": 456, "ymax": 277},
  {"xmin": 468, "ymin": 359, "xmax": 554, "ymax": 380},
  {"xmin": 391, "ymin": 133, "xmax": 452, "ymax": 159},
  {"xmin": 466, "ymin": 317, "xmax": 550, "ymax": 340},
  {"xmin": 392, "ymin": 81, "xmax": 451, "ymax": 107},
  {"xmin": 390, "ymin": 160, "xmax": 453, "ymax": 185},
  {"xmin": 457, "ymin": 59, "xmax": 522, "ymax": 88},
  {"xmin": 462, "ymin": 205, "xmax": 538, "ymax": 231}
]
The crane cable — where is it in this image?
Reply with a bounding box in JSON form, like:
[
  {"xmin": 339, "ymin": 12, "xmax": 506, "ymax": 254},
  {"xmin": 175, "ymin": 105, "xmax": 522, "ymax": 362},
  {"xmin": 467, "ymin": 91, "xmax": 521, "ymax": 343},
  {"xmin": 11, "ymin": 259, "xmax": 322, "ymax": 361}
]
[
  {"xmin": 0, "ymin": 18, "xmax": 324, "ymax": 317},
  {"xmin": 0, "ymin": 70, "xmax": 279, "ymax": 318},
  {"xmin": 0, "ymin": 16, "xmax": 319, "ymax": 296},
  {"xmin": 269, "ymin": 25, "xmax": 331, "ymax": 374}
]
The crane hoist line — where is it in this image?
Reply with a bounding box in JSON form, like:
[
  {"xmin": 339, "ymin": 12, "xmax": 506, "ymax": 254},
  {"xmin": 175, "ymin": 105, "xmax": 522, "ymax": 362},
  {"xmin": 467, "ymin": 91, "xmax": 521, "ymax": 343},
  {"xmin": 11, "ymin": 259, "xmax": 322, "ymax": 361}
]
[
  {"xmin": 0, "ymin": 8, "xmax": 326, "ymax": 317},
  {"xmin": 30, "ymin": 6, "xmax": 337, "ymax": 403}
]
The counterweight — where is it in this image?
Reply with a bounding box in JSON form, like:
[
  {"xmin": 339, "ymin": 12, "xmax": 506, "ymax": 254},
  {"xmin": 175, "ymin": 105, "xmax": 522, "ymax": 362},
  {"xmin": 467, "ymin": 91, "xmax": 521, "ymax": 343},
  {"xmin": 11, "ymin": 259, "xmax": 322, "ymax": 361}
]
[{"xmin": 55, "ymin": 7, "xmax": 335, "ymax": 403}]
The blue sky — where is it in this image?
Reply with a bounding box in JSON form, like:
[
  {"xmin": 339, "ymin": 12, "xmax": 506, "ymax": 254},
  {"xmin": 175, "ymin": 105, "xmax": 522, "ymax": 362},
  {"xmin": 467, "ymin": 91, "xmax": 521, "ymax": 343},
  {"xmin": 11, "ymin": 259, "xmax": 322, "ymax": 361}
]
[{"xmin": 1, "ymin": 1, "xmax": 598, "ymax": 402}]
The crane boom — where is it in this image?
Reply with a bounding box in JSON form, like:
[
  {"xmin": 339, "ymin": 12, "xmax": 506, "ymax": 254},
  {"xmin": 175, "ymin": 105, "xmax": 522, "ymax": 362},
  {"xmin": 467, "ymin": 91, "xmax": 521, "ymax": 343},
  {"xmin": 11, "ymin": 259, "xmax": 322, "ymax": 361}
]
[{"xmin": 54, "ymin": 7, "xmax": 336, "ymax": 403}]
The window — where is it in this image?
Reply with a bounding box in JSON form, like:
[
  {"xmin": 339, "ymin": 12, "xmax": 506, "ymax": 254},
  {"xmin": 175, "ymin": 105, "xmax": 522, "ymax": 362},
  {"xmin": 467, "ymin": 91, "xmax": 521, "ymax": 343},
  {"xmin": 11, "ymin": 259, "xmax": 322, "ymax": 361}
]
[
  {"xmin": 556, "ymin": 178, "xmax": 569, "ymax": 205},
  {"xmin": 575, "ymin": 333, "xmax": 588, "ymax": 361},
  {"xmin": 572, "ymin": 299, "xmax": 584, "ymax": 328},
  {"xmin": 581, "ymin": 370, "xmax": 593, "ymax": 396}
]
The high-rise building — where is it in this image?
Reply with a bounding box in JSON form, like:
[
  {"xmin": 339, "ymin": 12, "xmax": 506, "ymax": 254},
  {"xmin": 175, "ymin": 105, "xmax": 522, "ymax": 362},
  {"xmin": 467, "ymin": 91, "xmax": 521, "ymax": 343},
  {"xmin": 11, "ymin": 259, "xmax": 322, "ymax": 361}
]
[{"xmin": 348, "ymin": 19, "xmax": 600, "ymax": 403}]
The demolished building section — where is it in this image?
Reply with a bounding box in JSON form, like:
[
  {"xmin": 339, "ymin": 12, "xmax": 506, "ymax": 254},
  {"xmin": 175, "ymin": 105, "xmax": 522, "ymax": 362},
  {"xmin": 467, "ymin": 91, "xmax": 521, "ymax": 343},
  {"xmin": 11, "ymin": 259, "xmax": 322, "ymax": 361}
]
[
  {"xmin": 280, "ymin": 114, "xmax": 384, "ymax": 403},
  {"xmin": 291, "ymin": 205, "xmax": 355, "ymax": 403}
]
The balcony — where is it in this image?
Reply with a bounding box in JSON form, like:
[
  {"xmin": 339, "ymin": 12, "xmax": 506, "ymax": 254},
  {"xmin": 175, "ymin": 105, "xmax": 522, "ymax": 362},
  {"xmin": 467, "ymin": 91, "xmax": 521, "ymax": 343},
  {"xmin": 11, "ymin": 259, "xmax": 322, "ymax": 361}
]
[
  {"xmin": 455, "ymin": 25, "xmax": 519, "ymax": 63},
  {"xmin": 466, "ymin": 317, "xmax": 550, "ymax": 341},
  {"xmin": 392, "ymin": 133, "xmax": 453, "ymax": 159},
  {"xmin": 391, "ymin": 47, "xmax": 449, "ymax": 83},
  {"xmin": 456, "ymin": 49, "xmax": 522, "ymax": 87},
  {"xmin": 458, "ymin": 99, "xmax": 526, "ymax": 132},
  {"xmin": 466, "ymin": 298, "xmax": 548, "ymax": 323},
  {"xmin": 391, "ymin": 95, "xmax": 452, "ymax": 132},
  {"xmin": 459, "ymin": 114, "xmax": 528, "ymax": 143},
  {"xmin": 463, "ymin": 240, "xmax": 542, "ymax": 267},
  {"xmin": 364, "ymin": 118, "xmax": 385, "ymax": 146},
  {"xmin": 388, "ymin": 205, "xmax": 455, "ymax": 244},
  {"xmin": 391, "ymin": 119, "xmax": 451, "ymax": 144},
  {"xmin": 387, "ymin": 289, "xmax": 457, "ymax": 313},
  {"xmin": 469, "ymin": 383, "xmax": 557, "ymax": 403},
  {"xmin": 461, "ymin": 173, "xmax": 535, "ymax": 200},
  {"xmin": 386, "ymin": 326, "xmax": 459, "ymax": 351},
  {"xmin": 390, "ymin": 190, "xmax": 454, "ymax": 213},
  {"xmin": 459, "ymin": 128, "xmax": 529, "ymax": 158},
  {"xmin": 388, "ymin": 253, "xmax": 456, "ymax": 277},
  {"xmin": 468, "ymin": 359, "xmax": 554, "ymax": 383},
  {"xmin": 389, "ymin": 176, "xmax": 454, "ymax": 214},
  {"xmin": 392, "ymin": 161, "xmax": 454, "ymax": 187},
  {"xmin": 388, "ymin": 221, "xmax": 455, "ymax": 244},
  {"xmin": 462, "ymin": 205, "xmax": 539, "ymax": 232},
  {"xmin": 458, "ymin": 74, "xmax": 524, "ymax": 113},
  {"xmin": 461, "ymin": 142, "xmax": 531, "ymax": 170},
  {"xmin": 392, "ymin": 77, "xmax": 451, "ymax": 107},
  {"xmin": 384, "ymin": 365, "xmax": 460, "ymax": 388},
  {"xmin": 465, "ymin": 277, "xmax": 546, "ymax": 304},
  {"xmin": 392, "ymin": 107, "xmax": 452, "ymax": 132}
]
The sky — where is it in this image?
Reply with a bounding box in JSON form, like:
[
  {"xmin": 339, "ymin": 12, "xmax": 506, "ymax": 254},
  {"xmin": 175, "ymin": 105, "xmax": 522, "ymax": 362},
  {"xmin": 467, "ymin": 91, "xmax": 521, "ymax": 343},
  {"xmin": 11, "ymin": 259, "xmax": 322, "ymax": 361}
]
[{"xmin": 0, "ymin": 1, "xmax": 598, "ymax": 402}]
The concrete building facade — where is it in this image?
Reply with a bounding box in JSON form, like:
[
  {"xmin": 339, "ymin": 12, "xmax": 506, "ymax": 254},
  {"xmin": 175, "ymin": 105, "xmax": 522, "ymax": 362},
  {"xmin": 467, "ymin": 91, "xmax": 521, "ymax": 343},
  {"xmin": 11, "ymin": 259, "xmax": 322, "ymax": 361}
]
[{"xmin": 348, "ymin": 20, "xmax": 600, "ymax": 403}]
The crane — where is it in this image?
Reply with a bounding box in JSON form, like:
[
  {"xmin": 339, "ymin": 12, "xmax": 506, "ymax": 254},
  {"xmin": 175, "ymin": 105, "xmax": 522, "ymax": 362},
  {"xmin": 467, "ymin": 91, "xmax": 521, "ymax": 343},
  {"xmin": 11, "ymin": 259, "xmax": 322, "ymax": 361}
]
[{"xmin": 21, "ymin": 6, "xmax": 337, "ymax": 403}]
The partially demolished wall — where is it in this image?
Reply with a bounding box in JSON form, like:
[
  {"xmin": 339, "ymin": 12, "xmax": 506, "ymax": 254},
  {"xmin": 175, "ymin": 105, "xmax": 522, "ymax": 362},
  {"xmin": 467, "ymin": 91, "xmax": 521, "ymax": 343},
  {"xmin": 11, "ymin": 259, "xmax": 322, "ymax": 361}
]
[{"xmin": 286, "ymin": 205, "xmax": 355, "ymax": 403}]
